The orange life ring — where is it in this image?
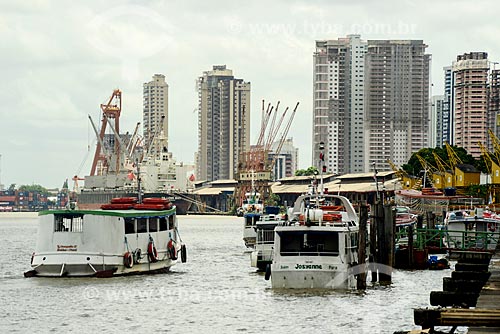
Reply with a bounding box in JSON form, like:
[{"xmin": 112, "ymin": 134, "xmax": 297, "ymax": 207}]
[
  {"xmin": 147, "ymin": 241, "xmax": 158, "ymax": 263},
  {"xmin": 488, "ymin": 223, "xmax": 497, "ymax": 232},
  {"xmin": 123, "ymin": 251, "xmax": 133, "ymax": 268},
  {"xmin": 167, "ymin": 239, "xmax": 177, "ymax": 260}
]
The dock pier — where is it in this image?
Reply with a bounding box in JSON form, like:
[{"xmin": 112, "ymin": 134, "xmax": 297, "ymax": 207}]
[{"xmin": 408, "ymin": 250, "xmax": 500, "ymax": 333}]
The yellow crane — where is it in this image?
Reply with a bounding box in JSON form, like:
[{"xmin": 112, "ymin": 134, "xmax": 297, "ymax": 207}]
[
  {"xmin": 432, "ymin": 152, "xmax": 452, "ymax": 189},
  {"xmin": 415, "ymin": 153, "xmax": 438, "ymax": 189},
  {"xmin": 478, "ymin": 141, "xmax": 500, "ymax": 184}
]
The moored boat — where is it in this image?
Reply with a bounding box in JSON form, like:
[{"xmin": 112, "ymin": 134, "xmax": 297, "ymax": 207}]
[
  {"xmin": 24, "ymin": 197, "xmax": 186, "ymax": 278},
  {"xmin": 444, "ymin": 208, "xmax": 500, "ymax": 251},
  {"xmin": 242, "ymin": 191, "xmax": 264, "ymax": 248},
  {"xmin": 265, "ymin": 193, "xmax": 362, "ymax": 289},
  {"xmin": 250, "ymin": 210, "xmax": 283, "ymax": 271}
]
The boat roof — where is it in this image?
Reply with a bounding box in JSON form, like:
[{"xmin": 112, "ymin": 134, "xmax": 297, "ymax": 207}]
[{"xmin": 38, "ymin": 208, "xmax": 176, "ymax": 218}]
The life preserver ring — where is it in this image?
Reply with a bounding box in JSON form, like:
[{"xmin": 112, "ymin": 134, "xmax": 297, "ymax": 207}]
[
  {"xmin": 123, "ymin": 251, "xmax": 133, "ymax": 268},
  {"xmin": 167, "ymin": 239, "xmax": 177, "ymax": 260},
  {"xmin": 488, "ymin": 223, "xmax": 497, "ymax": 232},
  {"xmin": 147, "ymin": 241, "xmax": 158, "ymax": 263}
]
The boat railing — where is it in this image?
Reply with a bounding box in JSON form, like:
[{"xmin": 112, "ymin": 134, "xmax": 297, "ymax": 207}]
[
  {"xmin": 404, "ymin": 228, "xmax": 500, "ymax": 251},
  {"xmin": 256, "ymin": 230, "xmax": 275, "ymax": 244},
  {"xmin": 280, "ymin": 251, "xmax": 339, "ymax": 257}
]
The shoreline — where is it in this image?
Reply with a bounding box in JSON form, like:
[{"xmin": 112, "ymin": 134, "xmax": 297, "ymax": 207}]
[{"xmin": 0, "ymin": 212, "xmax": 38, "ymax": 219}]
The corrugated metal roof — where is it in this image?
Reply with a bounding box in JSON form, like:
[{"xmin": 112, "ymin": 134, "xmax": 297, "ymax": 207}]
[
  {"xmin": 336, "ymin": 171, "xmax": 395, "ymax": 179},
  {"xmin": 272, "ymin": 178, "xmax": 399, "ymax": 194},
  {"xmin": 192, "ymin": 187, "xmax": 235, "ymax": 195}
]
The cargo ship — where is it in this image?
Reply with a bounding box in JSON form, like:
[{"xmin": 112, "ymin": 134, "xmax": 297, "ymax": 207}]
[{"xmin": 74, "ymin": 89, "xmax": 197, "ymax": 214}]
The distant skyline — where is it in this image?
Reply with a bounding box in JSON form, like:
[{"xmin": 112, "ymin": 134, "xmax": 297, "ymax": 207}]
[{"xmin": 1, "ymin": 0, "xmax": 499, "ymax": 188}]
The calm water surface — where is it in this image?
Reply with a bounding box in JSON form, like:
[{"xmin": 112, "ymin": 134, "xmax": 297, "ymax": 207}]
[{"xmin": 0, "ymin": 214, "xmax": 457, "ymax": 333}]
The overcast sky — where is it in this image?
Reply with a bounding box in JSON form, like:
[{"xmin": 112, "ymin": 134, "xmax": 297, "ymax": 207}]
[{"xmin": 1, "ymin": 0, "xmax": 499, "ymax": 189}]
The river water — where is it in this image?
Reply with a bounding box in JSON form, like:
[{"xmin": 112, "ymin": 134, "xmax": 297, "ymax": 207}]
[{"xmin": 0, "ymin": 214, "xmax": 462, "ymax": 333}]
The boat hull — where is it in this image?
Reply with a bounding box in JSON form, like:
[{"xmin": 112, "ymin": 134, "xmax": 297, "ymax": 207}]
[
  {"xmin": 270, "ymin": 266, "xmax": 356, "ymax": 289},
  {"xmin": 29, "ymin": 252, "xmax": 178, "ymax": 277}
]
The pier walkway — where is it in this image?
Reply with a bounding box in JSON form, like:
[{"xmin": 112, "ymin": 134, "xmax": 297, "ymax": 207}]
[{"xmin": 467, "ymin": 252, "xmax": 500, "ymax": 333}]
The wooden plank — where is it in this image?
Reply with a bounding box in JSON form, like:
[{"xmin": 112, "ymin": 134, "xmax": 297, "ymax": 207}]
[{"xmin": 415, "ymin": 308, "xmax": 500, "ymax": 327}]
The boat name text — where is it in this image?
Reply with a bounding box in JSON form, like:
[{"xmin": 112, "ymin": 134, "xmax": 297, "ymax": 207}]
[
  {"xmin": 57, "ymin": 245, "xmax": 77, "ymax": 252},
  {"xmin": 295, "ymin": 264, "xmax": 322, "ymax": 270}
]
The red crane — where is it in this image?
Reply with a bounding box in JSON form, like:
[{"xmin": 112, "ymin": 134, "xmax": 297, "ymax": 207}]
[{"xmin": 90, "ymin": 89, "xmax": 122, "ymax": 176}]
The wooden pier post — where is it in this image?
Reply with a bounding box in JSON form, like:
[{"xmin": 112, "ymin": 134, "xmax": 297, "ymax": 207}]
[
  {"xmin": 378, "ymin": 204, "xmax": 394, "ymax": 284},
  {"xmin": 370, "ymin": 202, "xmax": 380, "ymax": 282},
  {"xmin": 408, "ymin": 224, "xmax": 414, "ymax": 268},
  {"xmin": 357, "ymin": 204, "xmax": 368, "ymax": 290}
]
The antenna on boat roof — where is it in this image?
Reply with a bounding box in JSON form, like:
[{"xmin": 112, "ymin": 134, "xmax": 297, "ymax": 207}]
[{"xmin": 319, "ymin": 141, "xmax": 325, "ymax": 195}]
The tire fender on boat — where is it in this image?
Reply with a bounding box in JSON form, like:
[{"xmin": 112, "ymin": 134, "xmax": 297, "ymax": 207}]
[
  {"xmin": 167, "ymin": 239, "xmax": 178, "ymax": 260},
  {"xmin": 181, "ymin": 244, "xmax": 187, "ymax": 263},
  {"xmin": 123, "ymin": 251, "xmax": 134, "ymax": 268},
  {"xmin": 147, "ymin": 241, "xmax": 158, "ymax": 263},
  {"xmin": 264, "ymin": 264, "xmax": 271, "ymax": 280},
  {"xmin": 133, "ymin": 248, "xmax": 142, "ymax": 264}
]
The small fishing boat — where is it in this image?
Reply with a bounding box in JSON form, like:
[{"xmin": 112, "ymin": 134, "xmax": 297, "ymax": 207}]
[
  {"xmin": 24, "ymin": 197, "xmax": 186, "ymax": 277},
  {"xmin": 265, "ymin": 191, "xmax": 362, "ymax": 289},
  {"xmin": 444, "ymin": 208, "xmax": 500, "ymax": 251},
  {"xmin": 242, "ymin": 191, "xmax": 264, "ymax": 248}
]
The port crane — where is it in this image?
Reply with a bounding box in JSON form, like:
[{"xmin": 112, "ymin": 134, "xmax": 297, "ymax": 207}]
[
  {"xmin": 89, "ymin": 89, "xmax": 122, "ymax": 176},
  {"xmin": 234, "ymin": 100, "xmax": 299, "ymax": 206}
]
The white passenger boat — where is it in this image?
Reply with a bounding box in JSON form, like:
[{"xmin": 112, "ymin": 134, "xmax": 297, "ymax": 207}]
[
  {"xmin": 24, "ymin": 197, "xmax": 186, "ymax": 277},
  {"xmin": 250, "ymin": 210, "xmax": 283, "ymax": 271},
  {"xmin": 265, "ymin": 193, "xmax": 361, "ymax": 289},
  {"xmin": 444, "ymin": 208, "xmax": 500, "ymax": 251}
]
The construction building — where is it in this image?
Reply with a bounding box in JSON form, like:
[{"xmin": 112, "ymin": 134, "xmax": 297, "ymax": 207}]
[
  {"xmin": 490, "ymin": 69, "xmax": 500, "ymax": 142},
  {"xmin": 313, "ymin": 35, "xmax": 367, "ymax": 174},
  {"xmin": 452, "ymin": 52, "xmax": 489, "ymax": 157},
  {"xmin": 196, "ymin": 65, "xmax": 251, "ymax": 182},
  {"xmin": 364, "ymin": 40, "xmax": 431, "ymax": 171},
  {"xmin": 143, "ymin": 74, "xmax": 169, "ymax": 159},
  {"xmin": 268, "ymin": 138, "xmax": 299, "ymax": 180},
  {"xmin": 431, "ymin": 95, "xmax": 445, "ymax": 148},
  {"xmin": 442, "ymin": 66, "xmax": 454, "ymax": 146}
]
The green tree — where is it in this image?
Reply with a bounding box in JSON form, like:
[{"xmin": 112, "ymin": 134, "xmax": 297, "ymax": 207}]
[
  {"xmin": 8, "ymin": 184, "xmax": 16, "ymax": 191},
  {"xmin": 295, "ymin": 166, "xmax": 319, "ymax": 176},
  {"xmin": 18, "ymin": 184, "xmax": 50, "ymax": 195}
]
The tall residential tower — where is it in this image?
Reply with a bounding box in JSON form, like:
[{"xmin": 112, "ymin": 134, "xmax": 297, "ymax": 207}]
[
  {"xmin": 364, "ymin": 40, "xmax": 431, "ymax": 170},
  {"xmin": 313, "ymin": 35, "xmax": 367, "ymax": 174},
  {"xmin": 143, "ymin": 74, "xmax": 169, "ymax": 159},
  {"xmin": 452, "ymin": 52, "xmax": 489, "ymax": 157},
  {"xmin": 196, "ymin": 65, "xmax": 251, "ymax": 182}
]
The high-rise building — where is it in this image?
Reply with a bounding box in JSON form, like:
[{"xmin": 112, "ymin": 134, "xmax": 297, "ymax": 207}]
[
  {"xmin": 452, "ymin": 52, "xmax": 489, "ymax": 157},
  {"xmin": 269, "ymin": 138, "xmax": 299, "ymax": 180},
  {"xmin": 313, "ymin": 35, "xmax": 367, "ymax": 174},
  {"xmin": 196, "ymin": 65, "xmax": 250, "ymax": 182},
  {"xmin": 143, "ymin": 74, "xmax": 169, "ymax": 159},
  {"xmin": 431, "ymin": 95, "xmax": 445, "ymax": 148},
  {"xmin": 489, "ymin": 69, "xmax": 500, "ymax": 144},
  {"xmin": 442, "ymin": 66, "xmax": 453, "ymax": 146},
  {"xmin": 364, "ymin": 40, "xmax": 431, "ymax": 171}
]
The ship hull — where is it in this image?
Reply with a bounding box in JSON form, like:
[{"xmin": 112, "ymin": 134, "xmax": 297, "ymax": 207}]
[{"xmin": 77, "ymin": 190, "xmax": 192, "ymax": 214}]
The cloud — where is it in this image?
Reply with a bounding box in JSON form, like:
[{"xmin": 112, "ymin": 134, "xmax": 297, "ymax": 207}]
[{"xmin": 1, "ymin": 0, "xmax": 499, "ymax": 188}]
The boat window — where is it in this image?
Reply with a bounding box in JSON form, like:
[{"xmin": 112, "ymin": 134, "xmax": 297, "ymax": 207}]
[
  {"xmin": 168, "ymin": 215, "xmax": 175, "ymax": 229},
  {"xmin": 279, "ymin": 231, "xmax": 339, "ymax": 256},
  {"xmin": 124, "ymin": 218, "xmax": 135, "ymax": 234},
  {"xmin": 149, "ymin": 218, "xmax": 158, "ymax": 232},
  {"xmin": 137, "ymin": 218, "xmax": 148, "ymax": 233},
  {"xmin": 244, "ymin": 214, "xmax": 259, "ymax": 227},
  {"xmin": 159, "ymin": 217, "xmax": 168, "ymax": 231},
  {"xmin": 54, "ymin": 214, "xmax": 84, "ymax": 233}
]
